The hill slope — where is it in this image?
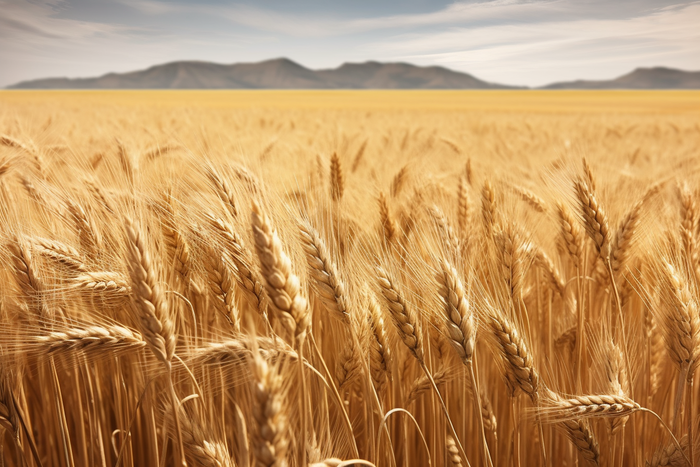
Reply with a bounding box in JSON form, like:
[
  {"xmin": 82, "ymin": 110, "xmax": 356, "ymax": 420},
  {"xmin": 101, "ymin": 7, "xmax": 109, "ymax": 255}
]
[{"xmin": 541, "ymin": 67, "xmax": 700, "ymax": 89}]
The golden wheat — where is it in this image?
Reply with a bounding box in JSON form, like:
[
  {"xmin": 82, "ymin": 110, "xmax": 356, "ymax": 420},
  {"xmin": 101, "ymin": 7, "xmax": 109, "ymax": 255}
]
[{"xmin": 0, "ymin": 90, "xmax": 697, "ymax": 467}]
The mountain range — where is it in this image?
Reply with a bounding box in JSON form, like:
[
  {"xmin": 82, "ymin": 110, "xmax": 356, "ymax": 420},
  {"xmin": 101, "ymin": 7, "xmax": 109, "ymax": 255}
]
[{"xmin": 6, "ymin": 58, "xmax": 700, "ymax": 90}]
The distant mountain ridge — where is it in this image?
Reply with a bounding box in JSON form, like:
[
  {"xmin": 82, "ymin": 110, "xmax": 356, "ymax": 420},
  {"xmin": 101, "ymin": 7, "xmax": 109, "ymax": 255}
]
[
  {"xmin": 6, "ymin": 58, "xmax": 518, "ymax": 90},
  {"xmin": 6, "ymin": 59, "xmax": 700, "ymax": 89}
]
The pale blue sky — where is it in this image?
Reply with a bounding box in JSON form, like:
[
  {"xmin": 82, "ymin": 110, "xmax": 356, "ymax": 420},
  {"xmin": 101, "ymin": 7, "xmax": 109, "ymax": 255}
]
[{"xmin": 2, "ymin": 0, "xmax": 699, "ymax": 87}]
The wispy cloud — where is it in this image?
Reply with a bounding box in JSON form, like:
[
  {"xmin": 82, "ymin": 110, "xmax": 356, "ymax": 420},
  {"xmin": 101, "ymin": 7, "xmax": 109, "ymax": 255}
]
[
  {"xmin": 197, "ymin": 1, "xmax": 570, "ymax": 37},
  {"xmin": 1, "ymin": 0, "xmax": 134, "ymax": 39},
  {"xmin": 371, "ymin": 2, "xmax": 700, "ymax": 85},
  {"xmin": 211, "ymin": 0, "xmax": 695, "ymax": 37}
]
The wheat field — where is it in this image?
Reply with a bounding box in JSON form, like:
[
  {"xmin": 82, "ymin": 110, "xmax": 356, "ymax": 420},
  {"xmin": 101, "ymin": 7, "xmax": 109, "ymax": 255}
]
[{"xmin": 0, "ymin": 90, "xmax": 699, "ymax": 467}]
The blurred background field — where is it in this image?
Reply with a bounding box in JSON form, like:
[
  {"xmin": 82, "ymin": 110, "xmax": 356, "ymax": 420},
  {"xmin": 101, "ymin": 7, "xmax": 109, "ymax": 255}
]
[
  {"xmin": 1, "ymin": 90, "xmax": 698, "ymax": 201},
  {"xmin": 2, "ymin": 90, "xmax": 699, "ymax": 111}
]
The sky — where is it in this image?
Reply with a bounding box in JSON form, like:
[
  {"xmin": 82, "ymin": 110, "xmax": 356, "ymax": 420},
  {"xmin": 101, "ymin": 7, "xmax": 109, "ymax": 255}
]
[{"xmin": 1, "ymin": 0, "xmax": 699, "ymax": 88}]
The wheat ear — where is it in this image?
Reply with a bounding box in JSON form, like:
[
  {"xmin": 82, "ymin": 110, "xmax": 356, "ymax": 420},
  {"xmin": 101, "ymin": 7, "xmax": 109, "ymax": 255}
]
[
  {"xmin": 680, "ymin": 183, "xmax": 699, "ymax": 266},
  {"xmin": 561, "ymin": 419, "xmax": 600, "ymax": 466},
  {"xmin": 436, "ymin": 259, "xmax": 493, "ymax": 465},
  {"xmin": 457, "ymin": 175, "xmax": 470, "ymax": 237},
  {"xmin": 464, "ymin": 158, "xmax": 473, "ymax": 186},
  {"xmin": 541, "ymin": 393, "xmax": 641, "ymax": 420},
  {"xmin": 35, "ymin": 324, "xmax": 145, "ymax": 356},
  {"xmin": 575, "ymin": 180, "xmax": 610, "ymax": 260},
  {"xmin": 661, "ymin": 261, "xmax": 700, "ymax": 377},
  {"xmin": 250, "ymin": 346, "xmax": 289, "ymax": 467},
  {"xmin": 124, "ymin": 219, "xmax": 175, "ymax": 365},
  {"xmin": 407, "ymin": 367, "xmax": 452, "ymax": 403},
  {"xmin": 8, "ymin": 236, "xmax": 47, "ymax": 318},
  {"xmin": 376, "ymin": 265, "xmax": 423, "ymax": 362},
  {"xmin": 436, "ymin": 259, "xmax": 476, "ymax": 364},
  {"xmin": 647, "ymin": 435, "xmax": 689, "ymax": 467},
  {"xmin": 603, "ymin": 339, "xmax": 630, "ymax": 435},
  {"xmin": 330, "ymin": 152, "xmax": 344, "ymax": 201},
  {"xmin": 513, "ymin": 185, "xmax": 547, "ymax": 213},
  {"xmin": 378, "ymin": 191, "xmax": 396, "ymax": 244},
  {"xmin": 115, "ymin": 138, "xmax": 136, "ymax": 185},
  {"xmin": 377, "ymin": 265, "xmax": 471, "ymax": 466},
  {"xmin": 582, "ymin": 157, "xmax": 596, "ymax": 192},
  {"xmin": 174, "ymin": 406, "xmax": 235, "ymax": 467},
  {"xmin": 367, "ymin": 293, "xmax": 391, "ymax": 394},
  {"xmin": 71, "ymin": 271, "xmax": 131, "ymax": 300},
  {"xmin": 390, "ymin": 165, "xmax": 408, "ymax": 197},
  {"xmin": 428, "ymin": 206, "xmax": 459, "ymax": 257},
  {"xmin": 0, "ymin": 369, "xmax": 19, "ymax": 441},
  {"xmin": 206, "ymin": 213, "xmax": 266, "ymax": 314},
  {"xmin": 299, "ymin": 220, "xmax": 348, "ymax": 321},
  {"xmin": 158, "ymin": 193, "xmax": 192, "ymax": 286},
  {"xmin": 65, "ymin": 198, "xmax": 102, "ymax": 259},
  {"xmin": 487, "ymin": 311, "xmax": 539, "ymax": 400},
  {"xmin": 610, "ymin": 185, "xmax": 658, "ymax": 276},
  {"xmin": 533, "ymin": 245, "xmax": 565, "ymax": 297},
  {"xmin": 351, "ymin": 139, "xmax": 367, "ymax": 173},
  {"xmin": 251, "ymin": 202, "xmax": 310, "ymax": 345},
  {"xmin": 84, "ymin": 177, "xmax": 115, "ymax": 214},
  {"xmin": 203, "ymin": 243, "xmax": 240, "ymax": 331},
  {"xmin": 493, "ymin": 223, "xmax": 525, "ymax": 299},
  {"xmin": 124, "ymin": 218, "xmax": 184, "ymax": 465},
  {"xmin": 205, "ymin": 164, "xmax": 238, "ymax": 219},
  {"xmin": 336, "ymin": 340, "xmax": 362, "ymax": 392},
  {"xmin": 481, "ymin": 180, "xmax": 496, "ymax": 236},
  {"xmin": 187, "ymin": 337, "xmax": 298, "ymax": 366},
  {"xmin": 480, "ymin": 388, "xmax": 498, "ymax": 437},
  {"xmin": 232, "ymin": 164, "xmax": 261, "ymax": 195},
  {"xmin": 251, "ymin": 201, "xmax": 310, "ymax": 465},
  {"xmin": 446, "ymin": 435, "xmax": 463, "ymax": 467},
  {"xmin": 33, "ymin": 237, "xmax": 87, "ymax": 274},
  {"xmin": 557, "ymin": 202, "xmax": 583, "ymax": 267}
]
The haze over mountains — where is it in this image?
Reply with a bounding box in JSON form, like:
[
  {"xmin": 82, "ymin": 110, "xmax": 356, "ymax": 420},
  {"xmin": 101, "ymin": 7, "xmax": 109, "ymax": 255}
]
[{"xmin": 7, "ymin": 58, "xmax": 700, "ymax": 90}]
